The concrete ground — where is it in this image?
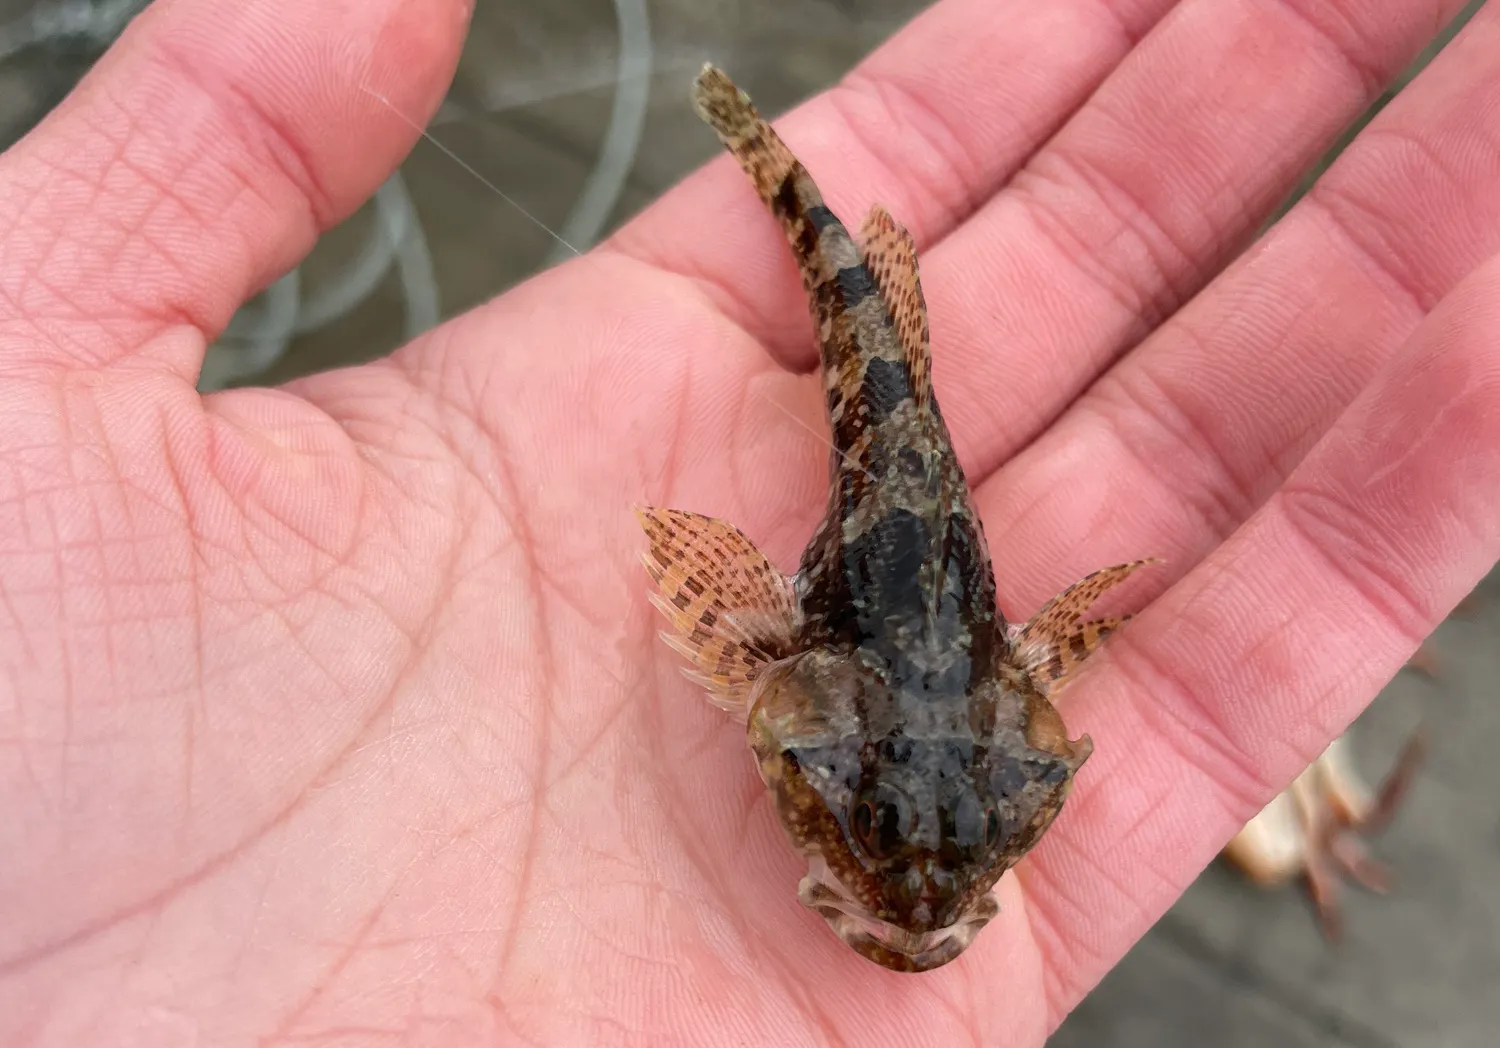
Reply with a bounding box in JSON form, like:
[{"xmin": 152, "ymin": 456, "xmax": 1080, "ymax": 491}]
[{"xmin": 4, "ymin": 0, "xmax": 1492, "ymax": 1043}]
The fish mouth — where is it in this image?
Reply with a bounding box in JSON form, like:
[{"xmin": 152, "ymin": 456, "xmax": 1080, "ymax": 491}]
[{"xmin": 797, "ymin": 861, "xmax": 999, "ymax": 973}]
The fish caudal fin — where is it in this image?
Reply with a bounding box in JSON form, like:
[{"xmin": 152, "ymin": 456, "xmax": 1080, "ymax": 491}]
[
  {"xmin": 636, "ymin": 506, "xmax": 799, "ymax": 714},
  {"xmin": 692, "ymin": 66, "xmax": 811, "ymax": 249}
]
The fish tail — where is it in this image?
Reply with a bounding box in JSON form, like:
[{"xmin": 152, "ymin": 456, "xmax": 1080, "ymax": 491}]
[
  {"xmin": 693, "ymin": 64, "xmax": 873, "ymax": 428},
  {"xmin": 692, "ymin": 65, "xmax": 854, "ymax": 294}
]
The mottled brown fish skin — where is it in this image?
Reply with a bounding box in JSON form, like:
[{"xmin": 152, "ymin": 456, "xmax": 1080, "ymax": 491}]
[
  {"xmin": 692, "ymin": 65, "xmax": 1097, "ymax": 970},
  {"xmin": 693, "ymin": 67, "xmax": 993, "ymax": 666},
  {"xmin": 634, "ymin": 66, "xmax": 1154, "ymax": 972}
]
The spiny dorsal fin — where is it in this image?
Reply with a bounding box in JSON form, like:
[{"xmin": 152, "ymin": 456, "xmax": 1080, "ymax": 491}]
[
  {"xmin": 859, "ymin": 204, "xmax": 932, "ymax": 410},
  {"xmin": 636, "ymin": 506, "xmax": 799, "ymax": 715}
]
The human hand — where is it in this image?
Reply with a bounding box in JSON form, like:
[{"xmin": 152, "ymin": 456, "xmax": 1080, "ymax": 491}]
[{"xmin": 2, "ymin": 0, "xmax": 1498, "ymax": 1044}]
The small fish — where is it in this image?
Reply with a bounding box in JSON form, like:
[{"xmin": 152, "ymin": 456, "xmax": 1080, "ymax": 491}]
[
  {"xmin": 1222, "ymin": 727, "xmax": 1426, "ymax": 938},
  {"xmin": 638, "ymin": 65, "xmax": 1154, "ymax": 972}
]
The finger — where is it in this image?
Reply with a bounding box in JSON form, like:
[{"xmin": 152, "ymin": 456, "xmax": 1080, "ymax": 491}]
[
  {"xmin": 1022, "ymin": 246, "xmax": 1500, "ymax": 1026},
  {"xmin": 0, "ymin": 0, "xmax": 469, "ymax": 377},
  {"xmin": 608, "ymin": 0, "xmax": 1469, "ymax": 570},
  {"xmin": 613, "ymin": 0, "xmax": 1458, "ymax": 413},
  {"xmin": 611, "ymin": 0, "xmax": 1180, "ymax": 358},
  {"xmin": 980, "ymin": 2, "xmax": 1500, "ymax": 617},
  {"xmin": 924, "ymin": 0, "xmax": 1475, "ymax": 480}
]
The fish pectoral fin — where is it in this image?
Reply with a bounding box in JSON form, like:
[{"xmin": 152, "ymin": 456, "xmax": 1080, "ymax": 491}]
[
  {"xmin": 858, "ymin": 205, "xmax": 932, "ymax": 412},
  {"xmin": 1012, "ymin": 559, "xmax": 1161, "ymax": 693},
  {"xmin": 635, "ymin": 505, "xmax": 799, "ymax": 714},
  {"xmin": 1019, "ymin": 616, "xmax": 1129, "ymax": 694}
]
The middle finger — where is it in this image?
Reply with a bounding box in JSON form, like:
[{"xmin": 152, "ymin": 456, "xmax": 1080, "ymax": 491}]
[
  {"xmin": 980, "ymin": 1, "xmax": 1500, "ymax": 617},
  {"xmin": 921, "ymin": 0, "xmax": 1472, "ymax": 481}
]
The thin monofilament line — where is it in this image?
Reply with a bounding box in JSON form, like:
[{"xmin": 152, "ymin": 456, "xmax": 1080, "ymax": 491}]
[
  {"xmin": 361, "ymin": 84, "xmax": 584, "ymax": 259},
  {"xmin": 754, "ymin": 389, "xmax": 876, "ymax": 485},
  {"xmin": 368, "ymin": 83, "xmax": 873, "ymax": 490}
]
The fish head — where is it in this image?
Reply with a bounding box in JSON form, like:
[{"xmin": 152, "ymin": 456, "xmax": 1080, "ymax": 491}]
[{"xmin": 747, "ymin": 648, "xmax": 1091, "ymax": 972}]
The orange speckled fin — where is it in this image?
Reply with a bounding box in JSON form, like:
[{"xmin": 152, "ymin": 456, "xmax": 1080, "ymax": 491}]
[
  {"xmin": 1026, "ymin": 616, "xmax": 1129, "ymax": 694},
  {"xmin": 636, "ymin": 506, "xmax": 799, "ymax": 714},
  {"xmin": 1012, "ymin": 560, "xmax": 1159, "ymax": 693},
  {"xmin": 858, "ymin": 205, "xmax": 931, "ymax": 410},
  {"xmin": 692, "ymin": 65, "xmax": 802, "ymax": 229}
]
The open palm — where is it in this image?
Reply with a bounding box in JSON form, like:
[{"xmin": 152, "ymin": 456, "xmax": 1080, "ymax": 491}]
[{"xmin": 3, "ymin": 0, "xmax": 1499, "ymax": 1044}]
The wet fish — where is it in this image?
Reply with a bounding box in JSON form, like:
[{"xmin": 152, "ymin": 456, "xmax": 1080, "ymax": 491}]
[{"xmin": 638, "ymin": 65, "xmax": 1152, "ymax": 972}]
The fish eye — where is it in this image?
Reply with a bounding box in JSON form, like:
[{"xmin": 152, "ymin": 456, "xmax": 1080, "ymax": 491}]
[
  {"xmin": 983, "ymin": 807, "xmax": 1003, "ymax": 849},
  {"xmin": 948, "ymin": 792, "xmax": 1005, "ymax": 858},
  {"xmin": 851, "ymin": 783, "xmax": 914, "ymax": 859}
]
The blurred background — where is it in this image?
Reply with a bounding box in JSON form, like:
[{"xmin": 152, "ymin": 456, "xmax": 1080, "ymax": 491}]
[{"xmin": 1, "ymin": 0, "xmax": 1493, "ymax": 1043}]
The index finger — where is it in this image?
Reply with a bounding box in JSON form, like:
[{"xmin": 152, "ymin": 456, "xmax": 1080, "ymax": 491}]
[
  {"xmin": 610, "ymin": 0, "xmax": 1177, "ymax": 361},
  {"xmin": 612, "ymin": 0, "xmax": 1459, "ymax": 395}
]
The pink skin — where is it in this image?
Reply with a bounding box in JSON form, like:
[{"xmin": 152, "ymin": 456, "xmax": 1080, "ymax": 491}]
[{"xmin": 0, "ymin": 0, "xmax": 1498, "ymax": 1044}]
